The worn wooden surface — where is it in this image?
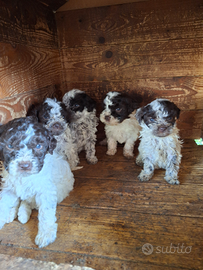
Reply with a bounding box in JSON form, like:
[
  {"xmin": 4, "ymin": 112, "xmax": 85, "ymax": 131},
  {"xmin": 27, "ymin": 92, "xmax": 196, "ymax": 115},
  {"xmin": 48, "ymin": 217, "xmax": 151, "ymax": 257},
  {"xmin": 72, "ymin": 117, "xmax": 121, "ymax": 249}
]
[
  {"xmin": 56, "ymin": 0, "xmax": 203, "ymax": 139},
  {"xmin": 0, "ymin": 0, "xmax": 62, "ymax": 123},
  {"xmin": 0, "ymin": 140, "xmax": 202, "ymax": 270}
]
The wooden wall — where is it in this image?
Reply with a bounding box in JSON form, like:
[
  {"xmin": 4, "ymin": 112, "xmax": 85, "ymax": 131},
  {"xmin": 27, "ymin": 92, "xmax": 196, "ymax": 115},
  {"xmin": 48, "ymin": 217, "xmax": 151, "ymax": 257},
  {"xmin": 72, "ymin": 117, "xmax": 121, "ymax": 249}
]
[
  {"xmin": 0, "ymin": 0, "xmax": 62, "ymax": 123},
  {"xmin": 55, "ymin": 0, "xmax": 203, "ymax": 139}
]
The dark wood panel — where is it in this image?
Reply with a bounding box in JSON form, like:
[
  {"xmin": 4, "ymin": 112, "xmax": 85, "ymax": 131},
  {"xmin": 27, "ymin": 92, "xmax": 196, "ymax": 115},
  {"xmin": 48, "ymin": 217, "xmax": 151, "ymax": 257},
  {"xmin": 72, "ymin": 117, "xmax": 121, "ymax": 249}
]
[
  {"xmin": 0, "ymin": 42, "xmax": 61, "ymax": 99},
  {"xmin": 64, "ymin": 77, "xmax": 203, "ymax": 111},
  {"xmin": 0, "ymin": 85, "xmax": 59, "ymax": 124},
  {"xmin": 56, "ymin": 0, "xmax": 203, "ymax": 48},
  {"xmin": 0, "ymin": 0, "xmax": 58, "ymax": 48},
  {"xmin": 60, "ymin": 38, "xmax": 203, "ymax": 82}
]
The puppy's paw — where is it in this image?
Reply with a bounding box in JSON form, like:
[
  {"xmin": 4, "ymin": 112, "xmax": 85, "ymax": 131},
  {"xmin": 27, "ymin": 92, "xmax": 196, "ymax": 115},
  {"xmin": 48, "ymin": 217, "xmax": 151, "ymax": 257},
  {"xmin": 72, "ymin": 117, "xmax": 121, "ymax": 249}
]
[
  {"xmin": 18, "ymin": 206, "xmax": 31, "ymax": 224},
  {"xmin": 87, "ymin": 156, "xmax": 98, "ymax": 164},
  {"xmin": 7, "ymin": 207, "xmax": 18, "ymax": 223},
  {"xmin": 106, "ymin": 149, "xmax": 117, "ymax": 156},
  {"xmin": 138, "ymin": 171, "xmax": 152, "ymax": 182},
  {"xmin": 0, "ymin": 220, "xmax": 6, "ymax": 229},
  {"xmin": 135, "ymin": 156, "xmax": 143, "ymax": 166},
  {"xmin": 164, "ymin": 177, "xmax": 180, "ymax": 185},
  {"xmin": 35, "ymin": 229, "xmax": 57, "ymax": 248},
  {"xmin": 123, "ymin": 151, "xmax": 134, "ymax": 159}
]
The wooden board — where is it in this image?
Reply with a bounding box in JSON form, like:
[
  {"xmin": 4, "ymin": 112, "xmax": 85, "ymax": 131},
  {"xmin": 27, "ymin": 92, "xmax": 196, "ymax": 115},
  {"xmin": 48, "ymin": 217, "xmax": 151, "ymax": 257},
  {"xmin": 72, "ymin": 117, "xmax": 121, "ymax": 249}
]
[
  {"xmin": 0, "ymin": 85, "xmax": 60, "ymax": 124},
  {"xmin": 57, "ymin": 0, "xmax": 148, "ymax": 12},
  {"xmin": 0, "ymin": 140, "xmax": 202, "ymax": 270},
  {"xmin": 55, "ymin": 0, "xmax": 203, "ymax": 48},
  {"xmin": 0, "ymin": 0, "xmax": 58, "ymax": 48},
  {"xmin": 0, "ymin": 42, "xmax": 61, "ymax": 99}
]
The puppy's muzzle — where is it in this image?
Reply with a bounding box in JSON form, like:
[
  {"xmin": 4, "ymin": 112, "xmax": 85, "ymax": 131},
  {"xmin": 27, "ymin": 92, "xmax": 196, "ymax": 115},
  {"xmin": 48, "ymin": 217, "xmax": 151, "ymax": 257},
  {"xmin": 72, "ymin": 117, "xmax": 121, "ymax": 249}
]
[
  {"xmin": 104, "ymin": 115, "xmax": 111, "ymax": 122},
  {"xmin": 18, "ymin": 161, "xmax": 33, "ymax": 172},
  {"xmin": 158, "ymin": 125, "xmax": 167, "ymax": 132}
]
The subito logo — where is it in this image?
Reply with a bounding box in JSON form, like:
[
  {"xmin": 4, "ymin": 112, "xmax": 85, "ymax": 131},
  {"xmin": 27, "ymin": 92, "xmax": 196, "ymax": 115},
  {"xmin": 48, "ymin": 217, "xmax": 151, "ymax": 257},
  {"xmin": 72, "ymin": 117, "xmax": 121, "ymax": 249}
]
[{"xmin": 142, "ymin": 243, "xmax": 154, "ymax": 255}]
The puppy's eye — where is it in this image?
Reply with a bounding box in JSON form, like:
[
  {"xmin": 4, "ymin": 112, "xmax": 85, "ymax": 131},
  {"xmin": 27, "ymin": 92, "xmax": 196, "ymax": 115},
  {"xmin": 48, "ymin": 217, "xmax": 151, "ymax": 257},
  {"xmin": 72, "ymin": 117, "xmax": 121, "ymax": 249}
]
[
  {"xmin": 6, "ymin": 144, "xmax": 14, "ymax": 150},
  {"xmin": 150, "ymin": 118, "xmax": 156, "ymax": 123},
  {"xmin": 166, "ymin": 116, "xmax": 173, "ymax": 121},
  {"xmin": 116, "ymin": 108, "xmax": 122, "ymax": 113},
  {"xmin": 35, "ymin": 144, "xmax": 43, "ymax": 150},
  {"xmin": 73, "ymin": 104, "xmax": 80, "ymax": 108},
  {"xmin": 43, "ymin": 115, "xmax": 49, "ymax": 119}
]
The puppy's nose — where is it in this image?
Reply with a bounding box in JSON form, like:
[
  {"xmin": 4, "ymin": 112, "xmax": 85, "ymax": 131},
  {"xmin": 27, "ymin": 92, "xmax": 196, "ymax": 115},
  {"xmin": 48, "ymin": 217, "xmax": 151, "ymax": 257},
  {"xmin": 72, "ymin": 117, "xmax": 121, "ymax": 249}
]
[
  {"xmin": 18, "ymin": 161, "xmax": 32, "ymax": 171},
  {"xmin": 52, "ymin": 122, "xmax": 63, "ymax": 130},
  {"xmin": 105, "ymin": 115, "xmax": 111, "ymax": 122},
  {"xmin": 158, "ymin": 126, "xmax": 167, "ymax": 132}
]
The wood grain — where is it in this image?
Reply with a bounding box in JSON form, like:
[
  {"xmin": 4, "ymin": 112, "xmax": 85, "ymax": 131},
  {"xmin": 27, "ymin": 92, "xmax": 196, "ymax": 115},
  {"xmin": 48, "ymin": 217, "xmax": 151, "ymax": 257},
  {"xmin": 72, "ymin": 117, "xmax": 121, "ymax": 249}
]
[
  {"xmin": 0, "ymin": 0, "xmax": 58, "ymax": 48},
  {"xmin": 0, "ymin": 140, "xmax": 202, "ymax": 270},
  {"xmin": 0, "ymin": 85, "xmax": 59, "ymax": 124},
  {"xmin": 57, "ymin": 0, "xmax": 148, "ymax": 12},
  {"xmin": 59, "ymin": 39, "xmax": 203, "ymax": 81},
  {"xmin": 0, "ymin": 42, "xmax": 61, "ymax": 99},
  {"xmin": 56, "ymin": 0, "xmax": 203, "ymax": 48}
]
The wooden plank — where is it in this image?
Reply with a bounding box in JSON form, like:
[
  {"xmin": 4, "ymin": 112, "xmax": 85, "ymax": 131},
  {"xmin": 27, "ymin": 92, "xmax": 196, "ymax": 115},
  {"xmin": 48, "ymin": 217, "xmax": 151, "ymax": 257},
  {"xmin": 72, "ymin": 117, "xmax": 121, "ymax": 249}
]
[
  {"xmin": 0, "ymin": 0, "xmax": 58, "ymax": 48},
  {"xmin": 0, "ymin": 140, "xmax": 202, "ymax": 269},
  {"xmin": 64, "ymin": 77, "xmax": 203, "ymax": 110},
  {"xmin": 55, "ymin": 0, "xmax": 203, "ymax": 48},
  {"xmin": 59, "ymin": 39, "xmax": 203, "ymax": 82},
  {"xmin": 0, "ymin": 207, "xmax": 202, "ymax": 269},
  {"xmin": 0, "ymin": 85, "xmax": 59, "ymax": 123},
  {"xmin": 57, "ymin": 0, "xmax": 148, "ymax": 12},
  {"xmin": 0, "ymin": 246, "xmax": 190, "ymax": 270},
  {"xmin": 0, "ymin": 42, "xmax": 61, "ymax": 99}
]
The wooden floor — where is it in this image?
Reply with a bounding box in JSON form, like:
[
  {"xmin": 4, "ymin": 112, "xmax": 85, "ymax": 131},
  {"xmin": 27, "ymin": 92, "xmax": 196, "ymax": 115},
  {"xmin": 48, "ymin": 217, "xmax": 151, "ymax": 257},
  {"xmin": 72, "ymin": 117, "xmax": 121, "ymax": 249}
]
[{"xmin": 0, "ymin": 139, "xmax": 203, "ymax": 270}]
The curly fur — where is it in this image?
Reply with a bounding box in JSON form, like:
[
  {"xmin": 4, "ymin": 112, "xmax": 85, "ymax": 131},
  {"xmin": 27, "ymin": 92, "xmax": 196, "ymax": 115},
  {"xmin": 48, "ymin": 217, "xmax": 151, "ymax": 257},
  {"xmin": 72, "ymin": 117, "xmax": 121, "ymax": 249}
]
[
  {"xmin": 0, "ymin": 117, "xmax": 74, "ymax": 248},
  {"xmin": 27, "ymin": 98, "xmax": 80, "ymax": 170},
  {"xmin": 100, "ymin": 91, "xmax": 141, "ymax": 158},
  {"xmin": 63, "ymin": 89, "xmax": 98, "ymax": 164},
  {"xmin": 136, "ymin": 99, "xmax": 182, "ymax": 185}
]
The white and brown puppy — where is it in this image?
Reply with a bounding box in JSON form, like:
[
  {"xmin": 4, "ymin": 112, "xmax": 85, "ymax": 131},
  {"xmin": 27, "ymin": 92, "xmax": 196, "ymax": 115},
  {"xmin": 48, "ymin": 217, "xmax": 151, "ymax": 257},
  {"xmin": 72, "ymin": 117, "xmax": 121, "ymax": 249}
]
[
  {"xmin": 63, "ymin": 89, "xmax": 98, "ymax": 165},
  {"xmin": 27, "ymin": 98, "xmax": 80, "ymax": 170},
  {"xmin": 136, "ymin": 99, "xmax": 182, "ymax": 185},
  {"xmin": 100, "ymin": 91, "xmax": 141, "ymax": 158},
  {"xmin": 0, "ymin": 117, "xmax": 74, "ymax": 248}
]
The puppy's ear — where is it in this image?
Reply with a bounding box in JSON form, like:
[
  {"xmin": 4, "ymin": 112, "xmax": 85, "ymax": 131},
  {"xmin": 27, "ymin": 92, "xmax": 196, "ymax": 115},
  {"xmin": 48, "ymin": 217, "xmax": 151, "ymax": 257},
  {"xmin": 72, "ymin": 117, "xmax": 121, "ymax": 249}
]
[
  {"xmin": 136, "ymin": 106, "xmax": 148, "ymax": 124},
  {"xmin": 61, "ymin": 103, "xmax": 72, "ymax": 123},
  {"xmin": 85, "ymin": 95, "xmax": 97, "ymax": 112},
  {"xmin": 0, "ymin": 124, "xmax": 6, "ymax": 161},
  {"xmin": 173, "ymin": 104, "xmax": 181, "ymax": 119},
  {"xmin": 26, "ymin": 103, "xmax": 40, "ymax": 121},
  {"xmin": 48, "ymin": 136, "xmax": 57, "ymax": 154}
]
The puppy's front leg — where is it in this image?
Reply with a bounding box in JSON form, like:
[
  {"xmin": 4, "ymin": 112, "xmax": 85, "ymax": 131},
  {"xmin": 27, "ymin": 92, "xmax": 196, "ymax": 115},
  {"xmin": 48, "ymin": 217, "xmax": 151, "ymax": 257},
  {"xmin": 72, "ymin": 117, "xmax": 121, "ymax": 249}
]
[
  {"xmin": 0, "ymin": 190, "xmax": 20, "ymax": 229},
  {"xmin": 123, "ymin": 139, "xmax": 134, "ymax": 159},
  {"xmin": 164, "ymin": 155, "xmax": 180, "ymax": 185},
  {"xmin": 35, "ymin": 195, "xmax": 58, "ymax": 248},
  {"xmin": 85, "ymin": 139, "xmax": 98, "ymax": 164},
  {"xmin": 107, "ymin": 137, "xmax": 117, "ymax": 155},
  {"xmin": 138, "ymin": 158, "xmax": 154, "ymax": 182}
]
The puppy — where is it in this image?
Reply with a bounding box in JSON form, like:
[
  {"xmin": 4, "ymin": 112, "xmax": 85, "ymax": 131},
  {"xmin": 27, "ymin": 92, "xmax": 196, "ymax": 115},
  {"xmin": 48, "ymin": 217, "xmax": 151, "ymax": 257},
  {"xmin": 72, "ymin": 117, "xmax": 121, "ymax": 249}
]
[
  {"xmin": 136, "ymin": 99, "xmax": 182, "ymax": 185},
  {"xmin": 0, "ymin": 116, "xmax": 74, "ymax": 248},
  {"xmin": 27, "ymin": 98, "xmax": 80, "ymax": 170},
  {"xmin": 100, "ymin": 91, "xmax": 141, "ymax": 158},
  {"xmin": 62, "ymin": 89, "xmax": 98, "ymax": 164}
]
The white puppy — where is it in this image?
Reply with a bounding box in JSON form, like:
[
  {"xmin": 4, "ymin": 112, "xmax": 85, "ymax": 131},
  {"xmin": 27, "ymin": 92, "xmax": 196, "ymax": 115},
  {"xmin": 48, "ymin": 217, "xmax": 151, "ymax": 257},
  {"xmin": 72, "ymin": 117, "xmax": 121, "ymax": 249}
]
[
  {"xmin": 0, "ymin": 117, "xmax": 74, "ymax": 248},
  {"xmin": 100, "ymin": 91, "xmax": 141, "ymax": 158},
  {"xmin": 63, "ymin": 89, "xmax": 98, "ymax": 165},
  {"xmin": 136, "ymin": 99, "xmax": 182, "ymax": 185}
]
